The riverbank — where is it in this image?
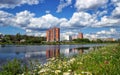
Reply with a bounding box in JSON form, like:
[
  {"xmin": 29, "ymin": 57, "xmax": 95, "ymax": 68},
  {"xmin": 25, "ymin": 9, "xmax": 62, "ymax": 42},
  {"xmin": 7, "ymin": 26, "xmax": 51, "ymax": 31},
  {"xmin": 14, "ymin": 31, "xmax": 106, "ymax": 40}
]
[{"xmin": 0, "ymin": 44, "xmax": 120, "ymax": 75}]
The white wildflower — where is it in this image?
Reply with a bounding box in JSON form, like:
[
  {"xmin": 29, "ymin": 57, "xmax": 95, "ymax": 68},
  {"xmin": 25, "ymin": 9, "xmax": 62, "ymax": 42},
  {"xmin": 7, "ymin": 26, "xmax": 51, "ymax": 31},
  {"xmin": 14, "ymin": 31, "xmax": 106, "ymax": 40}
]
[
  {"xmin": 55, "ymin": 70, "xmax": 61, "ymax": 74},
  {"xmin": 63, "ymin": 72, "xmax": 71, "ymax": 75}
]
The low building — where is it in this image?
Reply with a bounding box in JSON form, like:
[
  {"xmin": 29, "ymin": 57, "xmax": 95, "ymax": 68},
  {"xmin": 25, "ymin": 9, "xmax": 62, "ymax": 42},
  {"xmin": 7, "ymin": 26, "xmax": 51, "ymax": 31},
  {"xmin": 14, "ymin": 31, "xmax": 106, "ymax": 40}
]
[
  {"xmin": 104, "ymin": 38, "xmax": 116, "ymax": 42},
  {"xmin": 0, "ymin": 34, "xmax": 3, "ymax": 39}
]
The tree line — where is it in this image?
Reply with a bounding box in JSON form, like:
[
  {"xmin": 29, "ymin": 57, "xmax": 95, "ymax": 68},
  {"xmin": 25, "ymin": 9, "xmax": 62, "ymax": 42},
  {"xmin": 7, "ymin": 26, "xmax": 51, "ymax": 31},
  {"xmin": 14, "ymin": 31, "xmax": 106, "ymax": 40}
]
[
  {"xmin": 0, "ymin": 33, "xmax": 46, "ymax": 45},
  {"xmin": 0, "ymin": 33, "xmax": 119, "ymax": 45}
]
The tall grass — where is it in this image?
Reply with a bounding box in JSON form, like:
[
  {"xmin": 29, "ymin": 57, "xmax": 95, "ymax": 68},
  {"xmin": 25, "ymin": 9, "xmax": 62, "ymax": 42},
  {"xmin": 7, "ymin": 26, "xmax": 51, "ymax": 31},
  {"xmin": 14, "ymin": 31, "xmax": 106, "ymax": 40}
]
[{"xmin": 0, "ymin": 59, "xmax": 24, "ymax": 75}]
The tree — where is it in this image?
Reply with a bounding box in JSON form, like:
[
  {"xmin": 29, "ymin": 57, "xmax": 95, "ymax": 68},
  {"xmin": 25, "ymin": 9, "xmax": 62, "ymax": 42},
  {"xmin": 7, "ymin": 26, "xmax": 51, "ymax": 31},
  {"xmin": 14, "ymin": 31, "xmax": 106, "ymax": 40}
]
[{"xmin": 16, "ymin": 33, "xmax": 21, "ymax": 42}]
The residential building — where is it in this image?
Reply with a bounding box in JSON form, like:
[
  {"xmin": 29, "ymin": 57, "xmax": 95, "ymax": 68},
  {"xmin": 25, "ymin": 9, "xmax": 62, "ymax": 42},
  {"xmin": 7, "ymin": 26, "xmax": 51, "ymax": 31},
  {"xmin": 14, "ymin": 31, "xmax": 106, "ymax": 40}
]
[
  {"xmin": 77, "ymin": 33, "xmax": 83, "ymax": 39},
  {"xmin": 72, "ymin": 32, "xmax": 84, "ymax": 40},
  {"xmin": 46, "ymin": 27, "xmax": 60, "ymax": 42},
  {"xmin": 61, "ymin": 35, "xmax": 72, "ymax": 41}
]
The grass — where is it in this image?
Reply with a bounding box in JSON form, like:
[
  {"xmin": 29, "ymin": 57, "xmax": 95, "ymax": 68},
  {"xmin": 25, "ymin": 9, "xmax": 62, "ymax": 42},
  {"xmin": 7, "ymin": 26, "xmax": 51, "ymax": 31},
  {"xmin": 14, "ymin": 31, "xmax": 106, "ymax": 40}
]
[
  {"xmin": 0, "ymin": 59, "xmax": 24, "ymax": 75},
  {"xmin": 0, "ymin": 44, "xmax": 120, "ymax": 75}
]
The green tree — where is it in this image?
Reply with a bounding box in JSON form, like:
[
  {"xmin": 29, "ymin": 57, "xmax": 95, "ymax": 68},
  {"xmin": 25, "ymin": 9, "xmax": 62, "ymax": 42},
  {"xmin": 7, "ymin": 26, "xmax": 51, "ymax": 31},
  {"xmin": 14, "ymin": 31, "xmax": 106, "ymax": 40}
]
[{"xmin": 16, "ymin": 33, "xmax": 21, "ymax": 42}]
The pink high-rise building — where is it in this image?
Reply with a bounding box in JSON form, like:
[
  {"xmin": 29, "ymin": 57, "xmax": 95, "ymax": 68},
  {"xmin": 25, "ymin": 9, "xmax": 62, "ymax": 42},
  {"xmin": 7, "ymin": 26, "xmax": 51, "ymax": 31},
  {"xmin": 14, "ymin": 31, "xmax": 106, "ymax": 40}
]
[
  {"xmin": 78, "ymin": 33, "xmax": 83, "ymax": 39},
  {"xmin": 46, "ymin": 27, "xmax": 60, "ymax": 42}
]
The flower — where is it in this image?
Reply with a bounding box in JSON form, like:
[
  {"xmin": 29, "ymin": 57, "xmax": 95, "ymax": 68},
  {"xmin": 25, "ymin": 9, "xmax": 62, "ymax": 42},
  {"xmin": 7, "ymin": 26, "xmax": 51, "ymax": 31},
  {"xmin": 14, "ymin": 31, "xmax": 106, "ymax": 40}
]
[
  {"xmin": 68, "ymin": 69, "xmax": 72, "ymax": 72},
  {"xmin": 77, "ymin": 62, "xmax": 83, "ymax": 65},
  {"xmin": 68, "ymin": 58, "xmax": 76, "ymax": 63},
  {"xmin": 81, "ymin": 71, "xmax": 92, "ymax": 75},
  {"xmin": 63, "ymin": 72, "xmax": 71, "ymax": 75},
  {"xmin": 38, "ymin": 68, "xmax": 50, "ymax": 74},
  {"xmin": 55, "ymin": 70, "xmax": 61, "ymax": 74}
]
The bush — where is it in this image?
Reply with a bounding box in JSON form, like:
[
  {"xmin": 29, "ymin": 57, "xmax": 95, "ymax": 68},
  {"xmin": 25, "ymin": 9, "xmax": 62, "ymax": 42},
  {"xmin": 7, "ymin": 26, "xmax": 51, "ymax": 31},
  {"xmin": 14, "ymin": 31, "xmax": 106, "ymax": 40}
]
[{"xmin": 0, "ymin": 59, "xmax": 23, "ymax": 75}]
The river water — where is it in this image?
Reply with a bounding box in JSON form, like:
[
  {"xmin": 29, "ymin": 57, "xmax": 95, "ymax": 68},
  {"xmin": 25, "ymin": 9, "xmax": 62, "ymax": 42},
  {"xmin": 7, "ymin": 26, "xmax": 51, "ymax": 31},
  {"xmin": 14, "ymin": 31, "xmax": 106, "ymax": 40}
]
[{"xmin": 0, "ymin": 44, "xmax": 105, "ymax": 67}]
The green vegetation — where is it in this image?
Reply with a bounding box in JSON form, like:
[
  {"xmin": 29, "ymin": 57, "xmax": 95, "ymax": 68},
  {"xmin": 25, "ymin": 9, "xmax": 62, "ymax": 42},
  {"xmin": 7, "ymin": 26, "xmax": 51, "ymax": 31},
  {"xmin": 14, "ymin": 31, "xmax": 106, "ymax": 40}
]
[
  {"xmin": 0, "ymin": 33, "xmax": 46, "ymax": 45},
  {"xmin": 0, "ymin": 44, "xmax": 120, "ymax": 75},
  {"xmin": 0, "ymin": 33, "xmax": 119, "ymax": 45},
  {"xmin": 0, "ymin": 59, "xmax": 24, "ymax": 75}
]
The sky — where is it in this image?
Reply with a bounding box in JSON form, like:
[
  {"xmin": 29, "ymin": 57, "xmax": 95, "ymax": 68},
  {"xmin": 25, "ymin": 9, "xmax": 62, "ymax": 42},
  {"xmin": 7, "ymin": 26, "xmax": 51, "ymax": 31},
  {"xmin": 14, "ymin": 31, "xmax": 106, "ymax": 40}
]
[{"xmin": 0, "ymin": 0, "xmax": 120, "ymax": 40}]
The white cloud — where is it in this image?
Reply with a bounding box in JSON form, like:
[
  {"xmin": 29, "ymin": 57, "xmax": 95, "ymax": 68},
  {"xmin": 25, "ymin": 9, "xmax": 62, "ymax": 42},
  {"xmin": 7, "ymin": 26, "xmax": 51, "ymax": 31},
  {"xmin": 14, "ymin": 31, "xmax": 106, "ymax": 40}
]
[
  {"xmin": 60, "ymin": 11, "xmax": 97, "ymax": 28},
  {"xmin": 94, "ymin": 16, "xmax": 120, "ymax": 27},
  {"xmin": 26, "ymin": 29, "xmax": 32, "ymax": 33},
  {"xmin": 14, "ymin": 10, "xmax": 35, "ymax": 28},
  {"xmin": 57, "ymin": 0, "xmax": 72, "ymax": 13},
  {"xmin": 84, "ymin": 34, "xmax": 99, "ymax": 39},
  {"xmin": 96, "ymin": 10, "xmax": 108, "ymax": 17},
  {"xmin": 69, "ymin": 12, "xmax": 97, "ymax": 27},
  {"xmin": 84, "ymin": 28, "xmax": 118, "ymax": 39},
  {"xmin": 26, "ymin": 31, "xmax": 46, "ymax": 37},
  {"xmin": 112, "ymin": 3, "xmax": 120, "ymax": 18},
  {"xmin": 96, "ymin": 28, "xmax": 117, "ymax": 35},
  {"xmin": 28, "ymin": 14, "xmax": 60, "ymax": 29},
  {"xmin": 0, "ymin": 11, "xmax": 14, "ymax": 26},
  {"xmin": 0, "ymin": 10, "xmax": 67, "ymax": 36},
  {"xmin": 0, "ymin": 0, "xmax": 41, "ymax": 8},
  {"xmin": 75, "ymin": 0, "xmax": 108, "ymax": 11},
  {"xmin": 111, "ymin": 0, "xmax": 120, "ymax": 3}
]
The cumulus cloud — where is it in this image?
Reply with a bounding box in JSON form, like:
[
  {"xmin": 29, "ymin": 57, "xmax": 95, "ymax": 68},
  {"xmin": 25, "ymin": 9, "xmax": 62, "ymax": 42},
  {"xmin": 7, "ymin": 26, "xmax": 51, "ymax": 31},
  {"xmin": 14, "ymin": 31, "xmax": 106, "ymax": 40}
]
[
  {"xmin": 75, "ymin": 0, "xmax": 108, "ymax": 11},
  {"xmin": 111, "ymin": 0, "xmax": 120, "ymax": 3},
  {"xmin": 14, "ymin": 10, "xmax": 35, "ymax": 28},
  {"xmin": 0, "ymin": 0, "xmax": 41, "ymax": 8},
  {"xmin": 94, "ymin": 16, "xmax": 120, "ymax": 27},
  {"xmin": 112, "ymin": 3, "xmax": 120, "ymax": 18},
  {"xmin": 60, "ymin": 11, "xmax": 97, "ymax": 29},
  {"xmin": 0, "ymin": 10, "xmax": 67, "ymax": 35},
  {"xmin": 0, "ymin": 11, "xmax": 14, "ymax": 26},
  {"xmin": 69, "ymin": 12, "xmax": 97, "ymax": 27},
  {"xmin": 0, "ymin": 10, "xmax": 118, "ymax": 32},
  {"xmin": 57, "ymin": 0, "xmax": 72, "ymax": 13},
  {"xmin": 28, "ymin": 14, "xmax": 60, "ymax": 29},
  {"xmin": 96, "ymin": 28, "xmax": 117, "ymax": 35},
  {"xmin": 96, "ymin": 10, "xmax": 108, "ymax": 17},
  {"xmin": 84, "ymin": 28, "xmax": 119, "ymax": 39}
]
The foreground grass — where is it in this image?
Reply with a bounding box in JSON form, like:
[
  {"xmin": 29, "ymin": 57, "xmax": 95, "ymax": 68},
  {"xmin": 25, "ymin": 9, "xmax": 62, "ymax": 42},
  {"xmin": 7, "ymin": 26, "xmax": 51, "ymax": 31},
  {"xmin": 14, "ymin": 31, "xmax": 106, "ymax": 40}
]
[{"xmin": 1, "ymin": 44, "xmax": 120, "ymax": 75}]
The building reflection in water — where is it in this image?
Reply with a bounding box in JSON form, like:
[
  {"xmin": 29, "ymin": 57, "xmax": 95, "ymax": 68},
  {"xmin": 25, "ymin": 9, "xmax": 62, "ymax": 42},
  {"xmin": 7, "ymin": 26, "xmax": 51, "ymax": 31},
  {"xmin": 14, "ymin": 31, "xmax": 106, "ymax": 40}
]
[
  {"xmin": 46, "ymin": 45, "xmax": 60, "ymax": 59},
  {"xmin": 72, "ymin": 47, "xmax": 84, "ymax": 54},
  {"xmin": 73, "ymin": 47, "xmax": 88, "ymax": 54},
  {"xmin": 78, "ymin": 49, "xmax": 84, "ymax": 54},
  {"xmin": 46, "ymin": 46, "xmax": 91, "ymax": 59}
]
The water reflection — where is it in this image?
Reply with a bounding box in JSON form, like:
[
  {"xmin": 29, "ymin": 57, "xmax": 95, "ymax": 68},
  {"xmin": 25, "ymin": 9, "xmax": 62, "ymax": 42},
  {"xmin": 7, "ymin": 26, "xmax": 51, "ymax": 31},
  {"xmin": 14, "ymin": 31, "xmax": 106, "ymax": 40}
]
[
  {"xmin": 46, "ymin": 45, "xmax": 60, "ymax": 58},
  {"xmin": 0, "ymin": 44, "xmax": 105, "ymax": 66}
]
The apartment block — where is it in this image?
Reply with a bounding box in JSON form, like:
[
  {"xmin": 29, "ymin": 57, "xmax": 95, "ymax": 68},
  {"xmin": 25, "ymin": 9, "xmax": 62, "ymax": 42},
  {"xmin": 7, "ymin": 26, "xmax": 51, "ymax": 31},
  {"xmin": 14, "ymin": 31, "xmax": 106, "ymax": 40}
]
[
  {"xmin": 77, "ymin": 33, "xmax": 83, "ymax": 39},
  {"xmin": 46, "ymin": 27, "xmax": 60, "ymax": 42}
]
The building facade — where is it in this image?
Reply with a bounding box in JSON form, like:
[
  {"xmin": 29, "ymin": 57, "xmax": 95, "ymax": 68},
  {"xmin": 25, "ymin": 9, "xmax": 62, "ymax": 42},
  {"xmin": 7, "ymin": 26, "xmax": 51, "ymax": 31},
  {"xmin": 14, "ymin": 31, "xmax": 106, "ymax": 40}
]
[
  {"xmin": 46, "ymin": 27, "xmax": 60, "ymax": 42},
  {"xmin": 77, "ymin": 33, "xmax": 83, "ymax": 39}
]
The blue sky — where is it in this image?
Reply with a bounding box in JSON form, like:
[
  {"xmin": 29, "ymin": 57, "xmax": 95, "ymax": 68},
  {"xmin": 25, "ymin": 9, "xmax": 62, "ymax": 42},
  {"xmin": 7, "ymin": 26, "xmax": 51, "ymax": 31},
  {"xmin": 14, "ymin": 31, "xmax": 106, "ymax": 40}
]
[{"xmin": 0, "ymin": 0, "xmax": 120, "ymax": 39}]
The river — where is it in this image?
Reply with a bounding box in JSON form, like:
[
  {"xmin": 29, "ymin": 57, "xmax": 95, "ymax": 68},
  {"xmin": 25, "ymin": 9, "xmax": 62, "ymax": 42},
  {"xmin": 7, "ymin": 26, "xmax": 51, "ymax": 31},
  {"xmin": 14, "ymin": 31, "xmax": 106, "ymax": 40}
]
[{"xmin": 0, "ymin": 44, "xmax": 105, "ymax": 67}]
